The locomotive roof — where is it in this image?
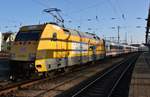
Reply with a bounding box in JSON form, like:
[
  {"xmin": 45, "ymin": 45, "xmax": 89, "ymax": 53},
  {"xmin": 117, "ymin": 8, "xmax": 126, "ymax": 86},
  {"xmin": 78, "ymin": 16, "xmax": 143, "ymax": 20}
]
[
  {"xmin": 65, "ymin": 28, "xmax": 100, "ymax": 40},
  {"xmin": 47, "ymin": 23, "xmax": 100, "ymax": 40},
  {"xmin": 105, "ymin": 40, "xmax": 138, "ymax": 48},
  {"xmin": 19, "ymin": 23, "xmax": 100, "ymax": 40}
]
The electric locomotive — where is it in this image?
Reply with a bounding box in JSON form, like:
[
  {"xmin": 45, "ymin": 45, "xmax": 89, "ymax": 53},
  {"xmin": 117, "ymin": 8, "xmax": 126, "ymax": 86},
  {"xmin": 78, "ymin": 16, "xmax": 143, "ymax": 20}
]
[{"xmin": 9, "ymin": 23, "xmax": 106, "ymax": 80}]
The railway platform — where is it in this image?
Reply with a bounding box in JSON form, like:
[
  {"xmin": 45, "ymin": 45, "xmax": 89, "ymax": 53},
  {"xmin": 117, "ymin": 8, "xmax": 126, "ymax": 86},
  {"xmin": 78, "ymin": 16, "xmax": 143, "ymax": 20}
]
[{"xmin": 129, "ymin": 52, "xmax": 150, "ymax": 97}]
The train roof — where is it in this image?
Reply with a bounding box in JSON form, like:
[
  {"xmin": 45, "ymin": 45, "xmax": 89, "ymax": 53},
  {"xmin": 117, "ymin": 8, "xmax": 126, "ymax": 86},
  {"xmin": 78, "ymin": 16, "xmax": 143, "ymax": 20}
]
[
  {"xmin": 105, "ymin": 40, "xmax": 139, "ymax": 48},
  {"xmin": 20, "ymin": 23, "xmax": 101, "ymax": 40},
  {"xmin": 66, "ymin": 28, "xmax": 100, "ymax": 40}
]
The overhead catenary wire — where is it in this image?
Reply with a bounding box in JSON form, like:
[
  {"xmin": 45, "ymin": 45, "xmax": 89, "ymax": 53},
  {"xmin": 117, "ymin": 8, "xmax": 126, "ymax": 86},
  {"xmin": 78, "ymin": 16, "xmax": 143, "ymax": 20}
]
[
  {"xmin": 107, "ymin": 0, "xmax": 119, "ymax": 16},
  {"xmin": 115, "ymin": 0, "xmax": 126, "ymax": 20},
  {"xmin": 30, "ymin": 0, "xmax": 123, "ymax": 25},
  {"xmin": 31, "ymin": 0, "xmax": 50, "ymax": 8},
  {"xmin": 28, "ymin": 0, "xmax": 146, "ymax": 44}
]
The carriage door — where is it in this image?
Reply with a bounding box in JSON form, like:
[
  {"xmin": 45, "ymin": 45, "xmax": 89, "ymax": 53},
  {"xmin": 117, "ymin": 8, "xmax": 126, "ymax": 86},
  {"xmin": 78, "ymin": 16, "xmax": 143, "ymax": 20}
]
[
  {"xmin": 53, "ymin": 32, "xmax": 60, "ymax": 66},
  {"xmin": 91, "ymin": 46, "xmax": 96, "ymax": 61}
]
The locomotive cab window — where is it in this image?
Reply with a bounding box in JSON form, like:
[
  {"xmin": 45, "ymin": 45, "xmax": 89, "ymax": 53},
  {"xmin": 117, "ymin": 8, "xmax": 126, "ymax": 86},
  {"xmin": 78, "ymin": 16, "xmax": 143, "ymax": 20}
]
[{"xmin": 15, "ymin": 31, "xmax": 41, "ymax": 41}]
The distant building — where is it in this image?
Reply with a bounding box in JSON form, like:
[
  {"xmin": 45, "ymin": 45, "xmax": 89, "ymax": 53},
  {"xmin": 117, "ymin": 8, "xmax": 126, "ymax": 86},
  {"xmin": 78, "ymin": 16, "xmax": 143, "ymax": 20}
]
[{"xmin": 0, "ymin": 32, "xmax": 16, "ymax": 52}]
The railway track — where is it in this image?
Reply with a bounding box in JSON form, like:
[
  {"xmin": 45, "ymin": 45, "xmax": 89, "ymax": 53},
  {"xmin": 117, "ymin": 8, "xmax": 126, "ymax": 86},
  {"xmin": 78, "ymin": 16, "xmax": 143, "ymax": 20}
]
[
  {"xmin": 0, "ymin": 67, "xmax": 81, "ymax": 96},
  {"xmin": 56, "ymin": 53, "xmax": 140, "ymax": 97},
  {"xmin": 0, "ymin": 78, "xmax": 43, "ymax": 96},
  {"xmin": 0, "ymin": 56, "xmax": 124, "ymax": 97}
]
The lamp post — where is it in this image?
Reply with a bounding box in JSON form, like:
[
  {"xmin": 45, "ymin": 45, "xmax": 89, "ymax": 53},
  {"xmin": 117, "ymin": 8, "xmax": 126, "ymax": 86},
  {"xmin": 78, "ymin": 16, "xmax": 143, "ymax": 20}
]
[
  {"xmin": 125, "ymin": 32, "xmax": 127, "ymax": 44},
  {"xmin": 111, "ymin": 26, "xmax": 120, "ymax": 44},
  {"xmin": 117, "ymin": 26, "xmax": 120, "ymax": 44}
]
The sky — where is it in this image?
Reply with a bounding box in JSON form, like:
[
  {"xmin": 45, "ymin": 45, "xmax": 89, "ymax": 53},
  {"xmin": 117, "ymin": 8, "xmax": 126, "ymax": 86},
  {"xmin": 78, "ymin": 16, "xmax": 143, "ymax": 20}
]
[{"xmin": 0, "ymin": 0, "xmax": 149, "ymax": 44}]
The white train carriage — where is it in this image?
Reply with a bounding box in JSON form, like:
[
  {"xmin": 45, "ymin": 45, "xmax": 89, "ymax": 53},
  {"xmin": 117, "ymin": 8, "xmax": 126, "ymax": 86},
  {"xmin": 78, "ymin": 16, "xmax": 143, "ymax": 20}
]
[
  {"xmin": 123, "ymin": 45, "xmax": 139, "ymax": 53},
  {"xmin": 105, "ymin": 40, "xmax": 124, "ymax": 57},
  {"xmin": 122, "ymin": 45, "xmax": 131, "ymax": 54},
  {"xmin": 105, "ymin": 40, "xmax": 138, "ymax": 57},
  {"xmin": 131, "ymin": 46, "xmax": 139, "ymax": 52}
]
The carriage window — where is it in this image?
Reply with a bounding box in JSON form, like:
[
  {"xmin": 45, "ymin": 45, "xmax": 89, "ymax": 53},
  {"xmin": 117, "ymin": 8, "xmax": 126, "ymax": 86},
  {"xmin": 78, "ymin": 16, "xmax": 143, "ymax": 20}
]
[
  {"xmin": 110, "ymin": 45, "xmax": 118, "ymax": 49},
  {"xmin": 90, "ymin": 46, "xmax": 96, "ymax": 50}
]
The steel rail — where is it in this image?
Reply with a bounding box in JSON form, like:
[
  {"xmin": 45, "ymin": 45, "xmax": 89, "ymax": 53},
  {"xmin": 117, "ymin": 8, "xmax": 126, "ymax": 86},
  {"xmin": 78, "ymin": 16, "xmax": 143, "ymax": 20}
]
[{"xmin": 56, "ymin": 53, "xmax": 140, "ymax": 97}]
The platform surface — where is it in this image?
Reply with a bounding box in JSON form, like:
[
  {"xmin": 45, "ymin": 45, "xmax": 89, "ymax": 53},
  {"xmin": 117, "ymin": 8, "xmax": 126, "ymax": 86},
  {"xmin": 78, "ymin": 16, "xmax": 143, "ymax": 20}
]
[{"xmin": 129, "ymin": 52, "xmax": 150, "ymax": 97}]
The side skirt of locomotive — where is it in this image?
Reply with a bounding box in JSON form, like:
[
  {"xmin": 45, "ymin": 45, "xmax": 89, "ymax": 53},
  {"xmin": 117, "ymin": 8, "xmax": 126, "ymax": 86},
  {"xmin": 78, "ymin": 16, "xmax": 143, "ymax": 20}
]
[{"xmin": 9, "ymin": 54, "xmax": 105, "ymax": 81}]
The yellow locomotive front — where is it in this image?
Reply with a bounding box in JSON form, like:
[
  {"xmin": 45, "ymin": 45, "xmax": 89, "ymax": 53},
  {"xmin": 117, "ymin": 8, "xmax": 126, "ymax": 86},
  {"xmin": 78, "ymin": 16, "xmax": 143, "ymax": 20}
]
[{"xmin": 10, "ymin": 25, "xmax": 44, "ymax": 80}]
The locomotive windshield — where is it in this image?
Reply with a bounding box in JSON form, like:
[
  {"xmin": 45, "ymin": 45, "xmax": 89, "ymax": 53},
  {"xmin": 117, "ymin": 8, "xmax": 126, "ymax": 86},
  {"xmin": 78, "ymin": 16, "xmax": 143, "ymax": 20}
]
[{"xmin": 15, "ymin": 31, "xmax": 41, "ymax": 41}]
